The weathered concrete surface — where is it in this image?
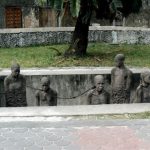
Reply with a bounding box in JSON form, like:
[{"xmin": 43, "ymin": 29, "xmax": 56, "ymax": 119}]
[
  {"xmin": 0, "ymin": 67, "xmax": 148, "ymax": 76},
  {"xmin": 0, "ymin": 26, "xmax": 150, "ymax": 47},
  {"xmin": 0, "ymin": 104, "xmax": 149, "ymax": 118},
  {"xmin": 0, "ymin": 67, "xmax": 149, "ymax": 106},
  {"xmin": 0, "ymin": 119, "xmax": 149, "ymax": 150}
]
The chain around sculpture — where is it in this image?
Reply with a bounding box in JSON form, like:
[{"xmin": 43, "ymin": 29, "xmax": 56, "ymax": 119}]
[
  {"xmin": 134, "ymin": 71, "xmax": 150, "ymax": 103},
  {"xmin": 87, "ymin": 75, "xmax": 110, "ymax": 105},
  {"xmin": 4, "ymin": 63, "xmax": 27, "ymax": 107},
  {"xmin": 111, "ymin": 54, "xmax": 132, "ymax": 104},
  {"xmin": 35, "ymin": 76, "xmax": 57, "ymax": 106}
]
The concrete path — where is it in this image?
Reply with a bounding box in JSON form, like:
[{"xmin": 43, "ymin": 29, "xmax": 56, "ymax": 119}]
[
  {"xmin": 0, "ymin": 104, "xmax": 149, "ymax": 150},
  {"xmin": 0, "ymin": 119, "xmax": 149, "ymax": 150}
]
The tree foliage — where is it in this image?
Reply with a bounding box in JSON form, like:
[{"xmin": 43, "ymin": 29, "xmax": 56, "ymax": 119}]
[
  {"xmin": 121, "ymin": 0, "xmax": 142, "ymax": 16},
  {"xmin": 37, "ymin": 0, "xmax": 142, "ymax": 56},
  {"xmin": 37, "ymin": 0, "xmax": 142, "ymax": 19}
]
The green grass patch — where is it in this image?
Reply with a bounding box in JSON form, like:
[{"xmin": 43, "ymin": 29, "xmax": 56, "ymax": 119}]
[
  {"xmin": 0, "ymin": 43, "xmax": 150, "ymax": 68},
  {"xmin": 70, "ymin": 111, "xmax": 150, "ymax": 120}
]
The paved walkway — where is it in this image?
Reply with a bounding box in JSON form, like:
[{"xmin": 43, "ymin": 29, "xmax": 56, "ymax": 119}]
[{"xmin": 0, "ymin": 119, "xmax": 149, "ymax": 150}]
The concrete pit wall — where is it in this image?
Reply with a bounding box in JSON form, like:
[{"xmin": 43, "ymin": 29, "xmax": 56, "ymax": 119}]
[
  {"xmin": 0, "ymin": 67, "xmax": 145, "ymax": 106},
  {"xmin": 0, "ymin": 26, "xmax": 150, "ymax": 47}
]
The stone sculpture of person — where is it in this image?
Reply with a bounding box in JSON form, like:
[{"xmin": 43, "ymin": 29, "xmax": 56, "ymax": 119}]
[
  {"xmin": 111, "ymin": 54, "xmax": 132, "ymax": 103},
  {"xmin": 134, "ymin": 71, "xmax": 150, "ymax": 103},
  {"xmin": 4, "ymin": 63, "xmax": 27, "ymax": 107},
  {"xmin": 35, "ymin": 77, "xmax": 57, "ymax": 106},
  {"xmin": 87, "ymin": 75, "xmax": 109, "ymax": 105}
]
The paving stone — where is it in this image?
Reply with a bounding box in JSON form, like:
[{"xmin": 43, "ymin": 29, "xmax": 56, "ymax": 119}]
[
  {"xmin": 53, "ymin": 129, "xmax": 73, "ymax": 137},
  {"xmin": 30, "ymin": 128, "xmax": 45, "ymax": 134},
  {"xmin": 4, "ymin": 145, "xmax": 24, "ymax": 150},
  {"xmin": 61, "ymin": 133, "xmax": 79, "ymax": 142},
  {"xmin": 7, "ymin": 137, "xmax": 25, "ymax": 143},
  {"xmin": 18, "ymin": 132, "xmax": 37, "ymax": 138},
  {"xmin": 43, "ymin": 145, "xmax": 62, "ymax": 150},
  {"xmin": 37, "ymin": 131, "xmax": 53, "ymax": 137},
  {"xmin": 62, "ymin": 144, "xmax": 80, "ymax": 150},
  {"xmin": 2, "ymin": 133, "xmax": 15, "ymax": 138},
  {"xmin": 0, "ymin": 141, "xmax": 15, "ymax": 147},
  {"xmin": 35, "ymin": 139, "xmax": 53, "ymax": 147},
  {"xmin": 12, "ymin": 128, "xmax": 28, "ymax": 133},
  {"xmin": 0, "ymin": 129, "xmax": 12, "ymax": 133},
  {"xmin": 55, "ymin": 139, "xmax": 71, "ymax": 147},
  {"xmin": 43, "ymin": 128, "xmax": 56, "ymax": 133},
  {"xmin": 0, "ymin": 136, "xmax": 7, "ymax": 143},
  {"xmin": 25, "ymin": 145, "xmax": 43, "ymax": 150},
  {"xmin": 15, "ymin": 139, "xmax": 34, "ymax": 147},
  {"xmin": 45, "ymin": 134, "xmax": 62, "ymax": 141},
  {"xmin": 27, "ymin": 136, "xmax": 44, "ymax": 143}
]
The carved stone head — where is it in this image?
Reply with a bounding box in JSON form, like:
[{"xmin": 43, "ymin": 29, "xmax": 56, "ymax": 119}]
[
  {"xmin": 11, "ymin": 63, "xmax": 20, "ymax": 78},
  {"xmin": 94, "ymin": 75, "xmax": 104, "ymax": 92},
  {"xmin": 114, "ymin": 54, "xmax": 125, "ymax": 67},
  {"xmin": 141, "ymin": 71, "xmax": 150, "ymax": 86},
  {"xmin": 41, "ymin": 77, "xmax": 50, "ymax": 92}
]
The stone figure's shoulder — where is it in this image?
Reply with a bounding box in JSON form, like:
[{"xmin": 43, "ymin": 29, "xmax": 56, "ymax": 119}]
[
  {"xmin": 111, "ymin": 67, "xmax": 116, "ymax": 74},
  {"xmin": 35, "ymin": 90, "xmax": 41, "ymax": 97},
  {"xmin": 87, "ymin": 89, "xmax": 95, "ymax": 97},
  {"xmin": 136, "ymin": 85, "xmax": 142, "ymax": 93},
  {"xmin": 125, "ymin": 67, "xmax": 132, "ymax": 75},
  {"xmin": 4, "ymin": 75, "xmax": 12, "ymax": 82},
  {"xmin": 50, "ymin": 88, "xmax": 57, "ymax": 95},
  {"xmin": 19, "ymin": 74, "xmax": 26, "ymax": 80},
  {"xmin": 104, "ymin": 90, "xmax": 109, "ymax": 96}
]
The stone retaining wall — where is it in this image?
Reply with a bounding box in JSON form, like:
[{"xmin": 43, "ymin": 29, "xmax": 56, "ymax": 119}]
[
  {"xmin": 0, "ymin": 67, "xmax": 147, "ymax": 106},
  {"xmin": 0, "ymin": 26, "xmax": 150, "ymax": 47}
]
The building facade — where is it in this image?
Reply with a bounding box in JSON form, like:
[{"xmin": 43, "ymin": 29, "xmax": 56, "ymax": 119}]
[
  {"xmin": 0, "ymin": 0, "xmax": 150, "ymax": 29},
  {"xmin": 0, "ymin": 0, "xmax": 76, "ymax": 29},
  {"xmin": 0, "ymin": 0, "xmax": 39, "ymax": 28}
]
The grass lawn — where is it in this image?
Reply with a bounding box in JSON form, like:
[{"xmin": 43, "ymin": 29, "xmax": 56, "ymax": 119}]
[
  {"xmin": 0, "ymin": 43, "xmax": 150, "ymax": 68},
  {"xmin": 74, "ymin": 112, "xmax": 150, "ymax": 120}
]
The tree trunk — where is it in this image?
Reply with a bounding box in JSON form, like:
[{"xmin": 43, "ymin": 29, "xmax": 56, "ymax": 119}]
[{"xmin": 65, "ymin": 0, "xmax": 93, "ymax": 56}]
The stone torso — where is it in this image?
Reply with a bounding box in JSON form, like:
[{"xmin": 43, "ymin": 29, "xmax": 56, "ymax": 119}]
[
  {"xmin": 36, "ymin": 89, "xmax": 57, "ymax": 106},
  {"xmin": 111, "ymin": 67, "xmax": 132, "ymax": 104},
  {"xmin": 7, "ymin": 76, "xmax": 24, "ymax": 91},
  {"xmin": 112, "ymin": 68, "xmax": 128, "ymax": 89},
  {"xmin": 4, "ymin": 74, "xmax": 27, "ymax": 107},
  {"xmin": 88, "ymin": 90, "xmax": 109, "ymax": 105},
  {"xmin": 142, "ymin": 86, "xmax": 150, "ymax": 103}
]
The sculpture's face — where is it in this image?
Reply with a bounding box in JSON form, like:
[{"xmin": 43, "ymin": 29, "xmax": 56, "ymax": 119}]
[
  {"xmin": 95, "ymin": 78, "xmax": 104, "ymax": 92},
  {"xmin": 11, "ymin": 67, "xmax": 20, "ymax": 78},
  {"xmin": 143, "ymin": 75, "xmax": 150, "ymax": 84},
  {"xmin": 115, "ymin": 59, "xmax": 124, "ymax": 67},
  {"xmin": 42, "ymin": 82, "xmax": 49, "ymax": 92}
]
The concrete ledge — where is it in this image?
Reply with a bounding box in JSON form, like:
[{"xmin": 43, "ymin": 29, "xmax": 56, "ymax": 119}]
[
  {"xmin": 0, "ymin": 26, "xmax": 150, "ymax": 34},
  {"xmin": 0, "ymin": 104, "xmax": 149, "ymax": 117},
  {"xmin": 0, "ymin": 67, "xmax": 149, "ymax": 76}
]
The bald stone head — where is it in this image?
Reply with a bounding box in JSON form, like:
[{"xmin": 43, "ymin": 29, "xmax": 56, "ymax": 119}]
[
  {"xmin": 11, "ymin": 63, "xmax": 20, "ymax": 78},
  {"xmin": 94, "ymin": 75, "xmax": 105, "ymax": 92},
  {"xmin": 41, "ymin": 77, "xmax": 50, "ymax": 92},
  {"xmin": 141, "ymin": 71, "xmax": 150, "ymax": 85},
  {"xmin": 114, "ymin": 54, "xmax": 125, "ymax": 67}
]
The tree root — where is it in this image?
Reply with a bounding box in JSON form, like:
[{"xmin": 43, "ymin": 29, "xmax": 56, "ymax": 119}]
[{"xmin": 49, "ymin": 47, "xmax": 62, "ymax": 56}]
